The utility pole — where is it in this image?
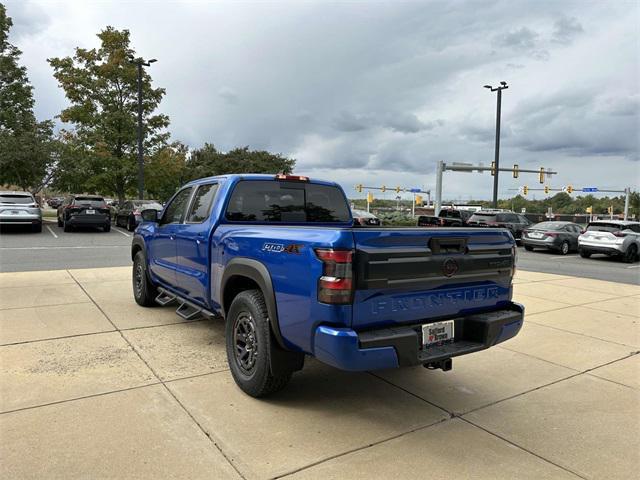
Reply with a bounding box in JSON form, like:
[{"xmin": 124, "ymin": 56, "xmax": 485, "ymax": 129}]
[
  {"xmin": 435, "ymin": 160, "xmax": 443, "ymax": 216},
  {"xmin": 624, "ymin": 187, "xmax": 630, "ymax": 221},
  {"xmin": 484, "ymin": 81, "xmax": 508, "ymax": 208},
  {"xmin": 128, "ymin": 56, "xmax": 157, "ymax": 200}
]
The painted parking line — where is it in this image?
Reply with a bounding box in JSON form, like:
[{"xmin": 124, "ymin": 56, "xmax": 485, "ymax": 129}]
[
  {"xmin": 627, "ymin": 265, "xmax": 640, "ymax": 269},
  {"xmin": 551, "ymin": 255, "xmax": 579, "ymax": 260},
  {"xmin": 114, "ymin": 228, "xmax": 131, "ymax": 237},
  {"xmin": 45, "ymin": 225, "xmax": 58, "ymax": 239}
]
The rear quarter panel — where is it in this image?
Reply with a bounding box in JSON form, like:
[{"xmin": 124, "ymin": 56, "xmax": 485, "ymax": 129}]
[{"xmin": 214, "ymin": 225, "xmax": 354, "ymax": 353}]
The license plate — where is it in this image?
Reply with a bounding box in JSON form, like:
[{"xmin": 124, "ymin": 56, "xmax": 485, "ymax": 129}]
[
  {"xmin": 11, "ymin": 210, "xmax": 19, "ymax": 215},
  {"xmin": 529, "ymin": 232, "xmax": 543, "ymax": 238},
  {"xmin": 86, "ymin": 209, "xmax": 95, "ymax": 214},
  {"xmin": 422, "ymin": 320, "xmax": 455, "ymax": 347}
]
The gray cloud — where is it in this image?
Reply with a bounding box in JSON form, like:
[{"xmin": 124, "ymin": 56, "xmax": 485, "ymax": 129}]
[
  {"xmin": 552, "ymin": 16, "xmax": 584, "ymax": 44},
  {"xmin": 5, "ymin": 0, "xmax": 639, "ymax": 199}
]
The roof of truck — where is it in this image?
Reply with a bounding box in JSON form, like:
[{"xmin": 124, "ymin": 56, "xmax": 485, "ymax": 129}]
[{"xmin": 186, "ymin": 174, "xmax": 341, "ymax": 188}]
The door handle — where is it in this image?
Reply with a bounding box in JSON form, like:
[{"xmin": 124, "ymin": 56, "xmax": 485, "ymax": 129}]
[{"xmin": 170, "ymin": 235, "xmax": 175, "ymax": 240}]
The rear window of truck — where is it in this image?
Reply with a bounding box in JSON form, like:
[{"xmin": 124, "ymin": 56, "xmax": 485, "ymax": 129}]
[{"xmin": 226, "ymin": 180, "xmax": 351, "ymax": 223}]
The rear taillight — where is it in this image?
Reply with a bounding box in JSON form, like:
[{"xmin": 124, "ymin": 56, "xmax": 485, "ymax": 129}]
[
  {"xmin": 545, "ymin": 232, "xmax": 559, "ymax": 237},
  {"xmin": 613, "ymin": 231, "xmax": 625, "ymax": 237},
  {"xmin": 315, "ymin": 248, "xmax": 353, "ymax": 304},
  {"xmin": 580, "ymin": 230, "xmax": 586, "ymax": 234}
]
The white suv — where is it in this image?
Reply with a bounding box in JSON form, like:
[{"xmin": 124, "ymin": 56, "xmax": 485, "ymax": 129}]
[{"xmin": 578, "ymin": 220, "xmax": 640, "ymax": 263}]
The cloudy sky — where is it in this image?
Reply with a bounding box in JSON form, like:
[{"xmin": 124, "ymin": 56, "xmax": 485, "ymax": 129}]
[{"xmin": 5, "ymin": 0, "xmax": 640, "ymax": 201}]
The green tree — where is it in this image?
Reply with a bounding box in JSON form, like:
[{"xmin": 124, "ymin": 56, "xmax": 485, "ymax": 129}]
[
  {"xmin": 144, "ymin": 142, "xmax": 188, "ymax": 201},
  {"xmin": 48, "ymin": 27, "xmax": 169, "ymax": 202},
  {"xmin": 0, "ymin": 4, "xmax": 56, "ymax": 193},
  {"xmin": 185, "ymin": 143, "xmax": 296, "ymax": 181}
]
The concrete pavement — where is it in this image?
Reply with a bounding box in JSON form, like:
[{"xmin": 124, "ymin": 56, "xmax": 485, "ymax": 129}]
[{"xmin": 0, "ymin": 267, "xmax": 638, "ymax": 479}]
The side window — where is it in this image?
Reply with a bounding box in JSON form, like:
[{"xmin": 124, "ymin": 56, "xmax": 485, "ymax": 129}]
[
  {"xmin": 160, "ymin": 188, "xmax": 193, "ymax": 225},
  {"xmin": 629, "ymin": 224, "xmax": 640, "ymax": 233},
  {"xmin": 187, "ymin": 184, "xmax": 219, "ymax": 223}
]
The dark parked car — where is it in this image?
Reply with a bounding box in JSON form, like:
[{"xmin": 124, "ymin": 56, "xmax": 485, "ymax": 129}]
[
  {"xmin": 467, "ymin": 211, "xmax": 532, "ymax": 242},
  {"xmin": 115, "ymin": 200, "xmax": 163, "ymax": 231},
  {"xmin": 351, "ymin": 209, "xmax": 381, "ymax": 226},
  {"xmin": 57, "ymin": 195, "xmax": 111, "ymax": 232},
  {"xmin": 47, "ymin": 197, "xmax": 64, "ymax": 209},
  {"xmin": 522, "ymin": 221, "xmax": 582, "ymax": 255},
  {"xmin": 417, "ymin": 208, "xmax": 473, "ymax": 227}
]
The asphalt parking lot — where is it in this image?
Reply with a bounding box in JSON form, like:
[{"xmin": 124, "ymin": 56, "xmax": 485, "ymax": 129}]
[
  {"xmin": 0, "ymin": 267, "xmax": 638, "ymax": 479},
  {"xmin": 0, "ymin": 217, "xmax": 132, "ymax": 272},
  {"xmin": 1, "ymin": 221, "xmax": 639, "ymax": 285}
]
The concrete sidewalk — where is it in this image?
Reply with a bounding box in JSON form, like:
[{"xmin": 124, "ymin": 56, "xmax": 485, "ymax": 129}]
[{"xmin": 0, "ymin": 267, "xmax": 638, "ymax": 479}]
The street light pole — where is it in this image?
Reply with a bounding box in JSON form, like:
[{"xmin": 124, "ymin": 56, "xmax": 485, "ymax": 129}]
[
  {"xmin": 484, "ymin": 82, "xmax": 508, "ymax": 208},
  {"xmin": 128, "ymin": 56, "xmax": 157, "ymax": 200}
]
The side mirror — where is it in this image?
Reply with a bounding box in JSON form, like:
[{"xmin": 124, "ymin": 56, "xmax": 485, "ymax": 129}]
[{"xmin": 141, "ymin": 209, "xmax": 159, "ymax": 222}]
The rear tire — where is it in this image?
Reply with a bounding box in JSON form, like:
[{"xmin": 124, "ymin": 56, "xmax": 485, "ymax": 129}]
[
  {"xmin": 524, "ymin": 245, "xmax": 534, "ymax": 251},
  {"xmin": 127, "ymin": 217, "xmax": 136, "ymax": 232},
  {"xmin": 32, "ymin": 222, "xmax": 42, "ymax": 233},
  {"xmin": 63, "ymin": 218, "xmax": 72, "ymax": 232},
  {"xmin": 559, "ymin": 241, "xmax": 570, "ymax": 255},
  {"xmin": 57, "ymin": 216, "xmax": 63, "ymax": 227},
  {"xmin": 103, "ymin": 224, "xmax": 111, "ymax": 232},
  {"xmin": 132, "ymin": 251, "xmax": 158, "ymax": 307},
  {"xmin": 226, "ymin": 289, "xmax": 292, "ymax": 397},
  {"xmin": 623, "ymin": 244, "xmax": 638, "ymax": 264},
  {"xmin": 579, "ymin": 248, "xmax": 591, "ymax": 258}
]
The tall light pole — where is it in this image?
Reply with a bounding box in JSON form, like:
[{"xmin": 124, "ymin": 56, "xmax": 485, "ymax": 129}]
[
  {"xmin": 128, "ymin": 56, "xmax": 157, "ymax": 200},
  {"xmin": 484, "ymin": 81, "xmax": 508, "ymax": 208}
]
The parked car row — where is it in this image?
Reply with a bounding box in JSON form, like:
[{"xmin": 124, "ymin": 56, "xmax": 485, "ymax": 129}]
[{"xmin": 520, "ymin": 219, "xmax": 639, "ymax": 263}]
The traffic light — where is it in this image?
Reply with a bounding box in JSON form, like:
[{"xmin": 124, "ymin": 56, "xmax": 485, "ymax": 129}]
[
  {"xmin": 513, "ymin": 164, "xmax": 519, "ymax": 179},
  {"xmin": 381, "ymin": 185, "xmax": 386, "ymax": 193},
  {"xmin": 367, "ymin": 192, "xmax": 374, "ymax": 203},
  {"xmin": 415, "ymin": 195, "xmax": 423, "ymax": 206},
  {"xmin": 566, "ymin": 185, "xmax": 573, "ymax": 194},
  {"xmin": 491, "ymin": 162, "xmax": 496, "ymax": 176},
  {"xmin": 538, "ymin": 167, "xmax": 545, "ymax": 184},
  {"xmin": 544, "ymin": 185, "xmax": 550, "ymax": 194},
  {"xmin": 356, "ymin": 184, "xmax": 363, "ymax": 193},
  {"xmin": 395, "ymin": 186, "xmax": 401, "ymax": 193},
  {"xmin": 607, "ymin": 206, "xmax": 613, "ymax": 215},
  {"xmin": 523, "ymin": 185, "xmax": 529, "ymax": 196},
  {"xmin": 586, "ymin": 206, "xmax": 592, "ymax": 214}
]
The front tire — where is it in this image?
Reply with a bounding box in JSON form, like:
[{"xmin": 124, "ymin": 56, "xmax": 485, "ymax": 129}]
[
  {"xmin": 127, "ymin": 216, "xmax": 136, "ymax": 232},
  {"xmin": 226, "ymin": 290, "xmax": 292, "ymax": 397},
  {"xmin": 579, "ymin": 248, "xmax": 591, "ymax": 258},
  {"xmin": 524, "ymin": 245, "xmax": 534, "ymax": 251},
  {"xmin": 132, "ymin": 251, "xmax": 158, "ymax": 307}
]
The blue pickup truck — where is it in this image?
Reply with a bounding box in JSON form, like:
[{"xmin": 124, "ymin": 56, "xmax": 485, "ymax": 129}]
[{"xmin": 131, "ymin": 174, "xmax": 524, "ymax": 397}]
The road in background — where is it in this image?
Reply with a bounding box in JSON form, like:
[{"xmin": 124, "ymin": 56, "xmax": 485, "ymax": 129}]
[
  {"xmin": 1, "ymin": 222, "xmax": 639, "ymax": 284},
  {"xmin": 0, "ymin": 220, "xmax": 131, "ymax": 272},
  {"xmin": 517, "ymin": 248, "xmax": 639, "ymax": 285}
]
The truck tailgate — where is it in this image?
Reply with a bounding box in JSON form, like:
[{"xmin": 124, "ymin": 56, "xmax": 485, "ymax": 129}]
[{"xmin": 351, "ymin": 228, "xmax": 515, "ymax": 330}]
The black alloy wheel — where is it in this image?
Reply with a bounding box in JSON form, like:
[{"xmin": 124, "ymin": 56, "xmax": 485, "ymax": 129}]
[{"xmin": 233, "ymin": 312, "xmax": 259, "ymax": 376}]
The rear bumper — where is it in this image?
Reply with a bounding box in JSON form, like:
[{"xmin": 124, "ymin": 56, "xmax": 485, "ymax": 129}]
[
  {"xmin": 522, "ymin": 238, "xmax": 558, "ymax": 249},
  {"xmin": 67, "ymin": 215, "xmax": 110, "ymax": 226},
  {"xmin": 0, "ymin": 213, "xmax": 41, "ymax": 224},
  {"xmin": 579, "ymin": 241, "xmax": 624, "ymax": 254},
  {"xmin": 313, "ymin": 302, "xmax": 524, "ymax": 371}
]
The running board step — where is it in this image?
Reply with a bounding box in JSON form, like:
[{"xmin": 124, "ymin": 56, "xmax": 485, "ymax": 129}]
[
  {"xmin": 155, "ymin": 291, "xmax": 177, "ymax": 306},
  {"xmin": 175, "ymin": 302, "xmax": 203, "ymax": 321}
]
